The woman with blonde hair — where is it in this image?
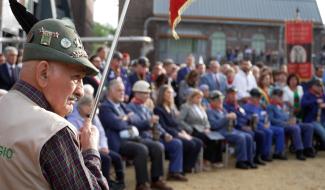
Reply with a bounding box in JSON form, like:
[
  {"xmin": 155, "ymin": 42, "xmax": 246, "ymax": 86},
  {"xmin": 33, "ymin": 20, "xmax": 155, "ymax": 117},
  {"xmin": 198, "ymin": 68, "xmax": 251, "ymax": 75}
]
[
  {"xmin": 154, "ymin": 85, "xmax": 203, "ymax": 173},
  {"xmin": 179, "ymin": 89, "xmax": 223, "ymax": 170}
]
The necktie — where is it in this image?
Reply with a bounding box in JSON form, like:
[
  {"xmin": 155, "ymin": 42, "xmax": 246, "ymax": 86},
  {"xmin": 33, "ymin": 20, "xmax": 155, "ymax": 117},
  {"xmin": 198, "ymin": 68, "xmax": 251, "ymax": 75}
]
[
  {"xmin": 11, "ymin": 66, "xmax": 18, "ymax": 83},
  {"xmin": 215, "ymin": 74, "xmax": 220, "ymax": 90},
  {"xmin": 117, "ymin": 104, "xmax": 125, "ymax": 116}
]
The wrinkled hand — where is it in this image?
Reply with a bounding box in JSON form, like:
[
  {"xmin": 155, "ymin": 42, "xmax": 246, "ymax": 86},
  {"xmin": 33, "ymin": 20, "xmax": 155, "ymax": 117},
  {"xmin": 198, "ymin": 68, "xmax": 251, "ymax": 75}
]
[
  {"xmin": 227, "ymin": 113, "xmax": 237, "ymax": 120},
  {"xmin": 320, "ymin": 103, "xmax": 325, "ymax": 108},
  {"xmin": 80, "ymin": 118, "xmax": 99, "ymax": 151},
  {"xmin": 317, "ymin": 98, "xmax": 323, "ymax": 104},
  {"xmin": 150, "ymin": 115, "xmax": 160, "ymax": 125},
  {"xmin": 178, "ymin": 130, "xmax": 192, "ymax": 141},
  {"xmin": 242, "ymin": 126, "xmax": 252, "ymax": 132},
  {"xmin": 99, "ymin": 147, "xmax": 110, "ymax": 155},
  {"xmin": 204, "ymin": 128, "xmax": 211, "ymax": 134},
  {"xmin": 288, "ymin": 117, "xmax": 297, "ymax": 126},
  {"xmin": 164, "ymin": 133, "xmax": 173, "ymax": 142},
  {"xmin": 264, "ymin": 123, "xmax": 270, "ymax": 129}
]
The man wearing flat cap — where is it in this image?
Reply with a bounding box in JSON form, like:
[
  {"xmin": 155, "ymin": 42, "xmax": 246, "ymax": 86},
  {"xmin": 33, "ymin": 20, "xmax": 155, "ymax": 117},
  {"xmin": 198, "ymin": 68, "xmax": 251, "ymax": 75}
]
[
  {"xmin": 267, "ymin": 88, "xmax": 315, "ymax": 160},
  {"xmin": 206, "ymin": 90, "xmax": 255, "ymax": 169},
  {"xmin": 243, "ymin": 88, "xmax": 287, "ymax": 162},
  {"xmin": 224, "ymin": 87, "xmax": 266, "ymax": 166},
  {"xmin": 128, "ymin": 56, "xmax": 151, "ymax": 88},
  {"xmin": 0, "ymin": 19, "xmax": 108, "ymax": 189}
]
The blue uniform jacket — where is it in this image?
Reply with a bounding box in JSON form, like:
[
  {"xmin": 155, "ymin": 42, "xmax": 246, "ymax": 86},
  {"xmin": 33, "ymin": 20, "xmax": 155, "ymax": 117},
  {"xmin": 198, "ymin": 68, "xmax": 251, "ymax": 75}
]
[
  {"xmin": 301, "ymin": 91, "xmax": 325, "ymax": 123},
  {"xmin": 128, "ymin": 102, "xmax": 167, "ymax": 139},
  {"xmin": 128, "ymin": 72, "xmax": 151, "ymax": 89},
  {"xmin": 266, "ymin": 104, "xmax": 290, "ymax": 127},
  {"xmin": 224, "ymin": 103, "xmax": 250, "ymax": 130},
  {"xmin": 177, "ymin": 67, "xmax": 191, "ymax": 83},
  {"xmin": 98, "ymin": 99, "xmax": 138, "ymax": 152},
  {"xmin": 206, "ymin": 108, "xmax": 230, "ymax": 131},
  {"xmin": 243, "ymin": 103, "xmax": 268, "ymax": 130}
]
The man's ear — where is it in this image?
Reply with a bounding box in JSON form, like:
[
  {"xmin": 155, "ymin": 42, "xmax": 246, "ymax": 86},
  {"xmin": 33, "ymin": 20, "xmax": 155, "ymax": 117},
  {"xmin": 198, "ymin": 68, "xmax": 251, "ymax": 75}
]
[{"xmin": 35, "ymin": 61, "xmax": 50, "ymax": 88}]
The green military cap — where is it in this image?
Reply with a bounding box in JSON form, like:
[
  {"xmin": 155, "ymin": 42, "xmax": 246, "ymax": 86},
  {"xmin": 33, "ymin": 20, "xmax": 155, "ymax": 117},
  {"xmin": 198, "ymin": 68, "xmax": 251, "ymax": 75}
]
[{"xmin": 22, "ymin": 19, "xmax": 98, "ymax": 76}]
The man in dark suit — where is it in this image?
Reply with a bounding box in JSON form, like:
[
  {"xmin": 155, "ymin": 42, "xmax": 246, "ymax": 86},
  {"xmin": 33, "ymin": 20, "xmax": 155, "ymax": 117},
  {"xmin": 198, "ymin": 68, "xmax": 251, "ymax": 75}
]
[
  {"xmin": 0, "ymin": 46, "xmax": 19, "ymax": 90},
  {"xmin": 99, "ymin": 79, "xmax": 173, "ymax": 190}
]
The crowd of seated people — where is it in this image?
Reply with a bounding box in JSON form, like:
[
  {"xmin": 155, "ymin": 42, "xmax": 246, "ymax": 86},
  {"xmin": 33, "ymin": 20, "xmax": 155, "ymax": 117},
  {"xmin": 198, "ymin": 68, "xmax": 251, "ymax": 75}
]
[{"xmin": 2, "ymin": 45, "xmax": 323, "ymax": 190}]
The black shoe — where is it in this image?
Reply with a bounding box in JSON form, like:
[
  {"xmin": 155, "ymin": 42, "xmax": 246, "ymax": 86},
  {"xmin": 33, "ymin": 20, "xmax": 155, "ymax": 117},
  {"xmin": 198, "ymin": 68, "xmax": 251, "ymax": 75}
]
[
  {"xmin": 261, "ymin": 155, "xmax": 273, "ymax": 162},
  {"xmin": 273, "ymin": 153, "xmax": 288, "ymax": 160},
  {"xmin": 304, "ymin": 148, "xmax": 316, "ymax": 158},
  {"xmin": 296, "ymin": 150, "xmax": 306, "ymax": 161},
  {"xmin": 235, "ymin": 161, "xmax": 249, "ymax": 169},
  {"xmin": 254, "ymin": 157, "xmax": 266, "ymax": 166},
  {"xmin": 246, "ymin": 161, "xmax": 258, "ymax": 169},
  {"xmin": 109, "ymin": 180, "xmax": 126, "ymax": 190}
]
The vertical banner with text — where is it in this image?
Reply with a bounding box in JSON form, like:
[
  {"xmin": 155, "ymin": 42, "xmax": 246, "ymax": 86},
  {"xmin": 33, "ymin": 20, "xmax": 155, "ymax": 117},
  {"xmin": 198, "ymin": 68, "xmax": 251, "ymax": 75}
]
[{"xmin": 285, "ymin": 21, "xmax": 313, "ymax": 81}]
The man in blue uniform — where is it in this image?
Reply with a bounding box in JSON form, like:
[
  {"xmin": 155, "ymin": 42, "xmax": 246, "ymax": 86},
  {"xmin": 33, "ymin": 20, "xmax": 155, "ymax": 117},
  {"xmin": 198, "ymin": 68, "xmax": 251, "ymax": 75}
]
[
  {"xmin": 224, "ymin": 87, "xmax": 266, "ymax": 165},
  {"xmin": 267, "ymin": 88, "xmax": 315, "ymax": 160},
  {"xmin": 301, "ymin": 79, "xmax": 325, "ymax": 150},
  {"xmin": 128, "ymin": 80, "xmax": 187, "ymax": 182},
  {"xmin": 243, "ymin": 88, "xmax": 287, "ymax": 161},
  {"xmin": 206, "ymin": 90, "xmax": 256, "ymax": 169}
]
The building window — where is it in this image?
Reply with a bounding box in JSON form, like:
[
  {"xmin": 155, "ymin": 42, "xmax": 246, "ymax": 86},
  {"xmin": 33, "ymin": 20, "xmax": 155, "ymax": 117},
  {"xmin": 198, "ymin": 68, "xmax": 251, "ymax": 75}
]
[
  {"xmin": 211, "ymin": 32, "xmax": 226, "ymax": 58},
  {"xmin": 158, "ymin": 38, "xmax": 207, "ymax": 64},
  {"xmin": 252, "ymin": 34, "xmax": 266, "ymax": 54}
]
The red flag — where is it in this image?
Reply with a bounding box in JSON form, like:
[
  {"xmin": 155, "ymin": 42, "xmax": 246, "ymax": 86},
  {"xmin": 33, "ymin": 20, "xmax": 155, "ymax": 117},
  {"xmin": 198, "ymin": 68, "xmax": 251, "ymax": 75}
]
[{"xmin": 169, "ymin": 0, "xmax": 193, "ymax": 39}]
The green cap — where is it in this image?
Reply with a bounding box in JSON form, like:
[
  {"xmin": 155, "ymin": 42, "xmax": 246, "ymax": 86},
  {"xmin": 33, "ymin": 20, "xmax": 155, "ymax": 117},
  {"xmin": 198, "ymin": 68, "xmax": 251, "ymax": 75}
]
[{"xmin": 22, "ymin": 19, "xmax": 98, "ymax": 76}]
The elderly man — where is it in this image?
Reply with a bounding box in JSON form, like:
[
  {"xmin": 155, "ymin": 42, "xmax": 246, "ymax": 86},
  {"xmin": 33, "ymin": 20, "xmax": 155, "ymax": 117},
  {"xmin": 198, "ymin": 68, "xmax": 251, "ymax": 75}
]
[
  {"xmin": 206, "ymin": 90, "xmax": 255, "ymax": 169},
  {"xmin": 243, "ymin": 89, "xmax": 287, "ymax": 162},
  {"xmin": 224, "ymin": 87, "xmax": 266, "ymax": 165},
  {"xmin": 301, "ymin": 79, "xmax": 325, "ymax": 150},
  {"xmin": 199, "ymin": 59, "xmax": 227, "ymax": 94},
  {"xmin": 0, "ymin": 19, "xmax": 109, "ymax": 189},
  {"xmin": 99, "ymin": 79, "xmax": 173, "ymax": 190},
  {"xmin": 267, "ymin": 88, "xmax": 315, "ymax": 160},
  {"xmin": 0, "ymin": 46, "xmax": 19, "ymax": 90},
  {"xmin": 128, "ymin": 80, "xmax": 187, "ymax": 182}
]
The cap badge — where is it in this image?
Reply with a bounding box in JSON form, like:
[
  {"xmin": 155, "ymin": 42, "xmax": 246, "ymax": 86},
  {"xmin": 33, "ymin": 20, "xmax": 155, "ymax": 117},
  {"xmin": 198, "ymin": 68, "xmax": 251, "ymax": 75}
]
[
  {"xmin": 74, "ymin": 37, "xmax": 83, "ymax": 49},
  {"xmin": 71, "ymin": 50, "xmax": 88, "ymax": 58},
  {"xmin": 60, "ymin": 38, "xmax": 72, "ymax": 49},
  {"xmin": 38, "ymin": 27, "xmax": 60, "ymax": 46}
]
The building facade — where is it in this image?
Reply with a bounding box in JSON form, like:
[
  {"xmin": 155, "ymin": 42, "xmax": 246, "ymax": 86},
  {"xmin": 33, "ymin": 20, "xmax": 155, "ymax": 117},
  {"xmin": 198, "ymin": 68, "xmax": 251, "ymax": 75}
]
[{"xmin": 119, "ymin": 0, "xmax": 324, "ymax": 65}]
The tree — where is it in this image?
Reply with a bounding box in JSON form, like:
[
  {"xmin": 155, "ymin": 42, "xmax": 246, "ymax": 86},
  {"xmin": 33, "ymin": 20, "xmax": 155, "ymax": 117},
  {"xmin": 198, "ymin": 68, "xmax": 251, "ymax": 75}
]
[{"xmin": 91, "ymin": 22, "xmax": 116, "ymax": 54}]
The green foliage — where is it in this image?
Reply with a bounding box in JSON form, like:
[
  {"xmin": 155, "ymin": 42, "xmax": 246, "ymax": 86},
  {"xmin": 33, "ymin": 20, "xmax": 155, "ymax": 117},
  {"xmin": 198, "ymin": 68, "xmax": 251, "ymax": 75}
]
[
  {"xmin": 92, "ymin": 22, "xmax": 115, "ymax": 37},
  {"xmin": 91, "ymin": 22, "xmax": 116, "ymax": 54}
]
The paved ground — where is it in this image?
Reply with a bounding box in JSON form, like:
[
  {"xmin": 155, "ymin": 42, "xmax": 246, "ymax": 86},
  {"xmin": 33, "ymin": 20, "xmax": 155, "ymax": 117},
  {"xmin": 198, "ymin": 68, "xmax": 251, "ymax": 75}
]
[{"xmin": 123, "ymin": 152, "xmax": 325, "ymax": 190}]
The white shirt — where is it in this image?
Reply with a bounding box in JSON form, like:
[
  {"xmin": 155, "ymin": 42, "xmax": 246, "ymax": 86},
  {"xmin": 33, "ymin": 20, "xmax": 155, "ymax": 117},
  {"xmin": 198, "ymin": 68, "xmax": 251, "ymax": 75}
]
[
  {"xmin": 282, "ymin": 85, "xmax": 304, "ymax": 106},
  {"xmin": 233, "ymin": 69, "xmax": 257, "ymax": 100}
]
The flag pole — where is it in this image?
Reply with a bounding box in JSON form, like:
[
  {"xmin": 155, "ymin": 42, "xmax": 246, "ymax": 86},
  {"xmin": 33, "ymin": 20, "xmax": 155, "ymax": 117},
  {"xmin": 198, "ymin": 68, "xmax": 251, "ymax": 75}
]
[{"xmin": 90, "ymin": 0, "xmax": 131, "ymax": 120}]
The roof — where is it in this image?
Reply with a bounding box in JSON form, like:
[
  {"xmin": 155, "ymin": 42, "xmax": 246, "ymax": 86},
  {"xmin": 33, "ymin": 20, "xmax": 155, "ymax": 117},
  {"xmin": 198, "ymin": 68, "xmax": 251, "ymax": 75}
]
[{"xmin": 153, "ymin": 0, "xmax": 323, "ymax": 24}]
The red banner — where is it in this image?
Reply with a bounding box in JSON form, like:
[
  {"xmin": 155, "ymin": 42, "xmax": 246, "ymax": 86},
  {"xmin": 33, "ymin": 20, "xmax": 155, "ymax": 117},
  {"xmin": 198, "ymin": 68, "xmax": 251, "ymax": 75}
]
[
  {"xmin": 285, "ymin": 21, "xmax": 313, "ymax": 81},
  {"xmin": 169, "ymin": 0, "xmax": 193, "ymax": 39}
]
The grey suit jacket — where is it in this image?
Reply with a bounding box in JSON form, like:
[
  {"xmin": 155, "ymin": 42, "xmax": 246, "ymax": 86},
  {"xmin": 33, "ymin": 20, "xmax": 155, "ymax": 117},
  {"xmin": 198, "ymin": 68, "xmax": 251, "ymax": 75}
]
[{"xmin": 178, "ymin": 103, "xmax": 210, "ymax": 134}]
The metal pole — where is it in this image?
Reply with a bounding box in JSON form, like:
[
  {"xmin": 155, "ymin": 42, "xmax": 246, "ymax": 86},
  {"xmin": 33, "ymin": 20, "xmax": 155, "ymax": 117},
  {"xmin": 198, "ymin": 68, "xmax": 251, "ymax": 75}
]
[
  {"xmin": 0, "ymin": 0, "xmax": 3, "ymax": 52},
  {"xmin": 89, "ymin": 0, "xmax": 131, "ymax": 120}
]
